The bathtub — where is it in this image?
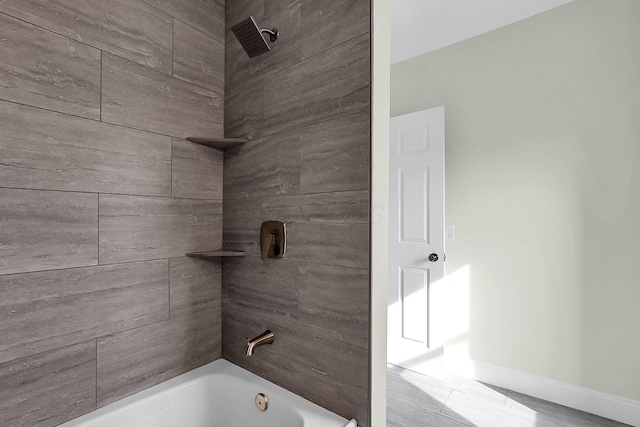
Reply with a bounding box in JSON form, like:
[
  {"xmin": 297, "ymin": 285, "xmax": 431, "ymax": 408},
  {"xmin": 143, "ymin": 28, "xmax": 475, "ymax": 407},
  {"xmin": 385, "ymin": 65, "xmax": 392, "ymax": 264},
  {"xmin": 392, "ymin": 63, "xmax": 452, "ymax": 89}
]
[{"xmin": 59, "ymin": 359, "xmax": 357, "ymax": 427}]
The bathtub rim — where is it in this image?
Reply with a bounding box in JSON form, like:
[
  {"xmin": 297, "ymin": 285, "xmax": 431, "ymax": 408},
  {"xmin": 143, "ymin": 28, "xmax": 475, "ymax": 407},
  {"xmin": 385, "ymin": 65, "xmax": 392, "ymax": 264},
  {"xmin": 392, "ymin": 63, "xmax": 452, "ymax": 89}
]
[{"xmin": 58, "ymin": 358, "xmax": 355, "ymax": 427}]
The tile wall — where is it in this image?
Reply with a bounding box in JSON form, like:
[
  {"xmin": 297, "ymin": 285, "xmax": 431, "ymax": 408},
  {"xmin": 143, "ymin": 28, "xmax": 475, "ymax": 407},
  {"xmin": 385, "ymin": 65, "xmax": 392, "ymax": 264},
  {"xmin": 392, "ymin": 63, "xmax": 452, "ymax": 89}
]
[
  {"xmin": 0, "ymin": 0, "xmax": 225, "ymax": 425},
  {"xmin": 222, "ymin": 0, "xmax": 371, "ymax": 425}
]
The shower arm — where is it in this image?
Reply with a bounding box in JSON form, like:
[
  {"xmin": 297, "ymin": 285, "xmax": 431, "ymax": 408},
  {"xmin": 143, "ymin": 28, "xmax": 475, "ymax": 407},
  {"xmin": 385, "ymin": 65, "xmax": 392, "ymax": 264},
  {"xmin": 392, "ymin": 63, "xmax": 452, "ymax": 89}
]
[{"xmin": 260, "ymin": 28, "xmax": 279, "ymax": 42}]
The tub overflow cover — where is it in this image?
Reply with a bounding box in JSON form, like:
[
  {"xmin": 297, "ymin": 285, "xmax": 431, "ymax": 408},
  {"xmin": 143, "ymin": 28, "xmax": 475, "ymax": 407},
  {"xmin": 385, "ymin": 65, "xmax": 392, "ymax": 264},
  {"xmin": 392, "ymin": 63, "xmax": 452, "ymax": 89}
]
[{"xmin": 255, "ymin": 393, "xmax": 268, "ymax": 411}]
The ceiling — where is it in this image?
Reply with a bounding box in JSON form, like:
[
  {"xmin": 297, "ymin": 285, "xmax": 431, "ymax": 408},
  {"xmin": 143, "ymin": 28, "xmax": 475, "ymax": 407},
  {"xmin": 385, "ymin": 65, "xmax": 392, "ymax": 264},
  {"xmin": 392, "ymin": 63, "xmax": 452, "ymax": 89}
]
[{"xmin": 390, "ymin": 0, "xmax": 575, "ymax": 64}]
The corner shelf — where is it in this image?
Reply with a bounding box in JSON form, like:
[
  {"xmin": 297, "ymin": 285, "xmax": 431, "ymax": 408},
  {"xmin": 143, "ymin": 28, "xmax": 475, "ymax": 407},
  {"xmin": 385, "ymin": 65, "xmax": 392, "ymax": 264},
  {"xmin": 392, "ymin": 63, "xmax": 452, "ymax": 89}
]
[
  {"xmin": 186, "ymin": 137, "xmax": 248, "ymax": 150},
  {"xmin": 185, "ymin": 250, "xmax": 246, "ymax": 259}
]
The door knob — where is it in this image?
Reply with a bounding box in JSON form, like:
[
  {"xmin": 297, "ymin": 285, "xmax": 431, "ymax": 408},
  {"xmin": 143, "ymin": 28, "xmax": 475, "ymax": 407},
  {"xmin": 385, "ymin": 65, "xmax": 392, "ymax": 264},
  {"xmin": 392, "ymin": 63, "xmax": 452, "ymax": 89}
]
[{"xmin": 428, "ymin": 253, "xmax": 439, "ymax": 262}]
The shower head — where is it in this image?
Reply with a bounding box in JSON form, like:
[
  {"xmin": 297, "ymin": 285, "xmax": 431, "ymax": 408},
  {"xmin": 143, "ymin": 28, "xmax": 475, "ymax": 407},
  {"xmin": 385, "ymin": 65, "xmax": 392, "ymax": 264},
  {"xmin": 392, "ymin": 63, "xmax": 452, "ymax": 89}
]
[{"xmin": 231, "ymin": 17, "xmax": 279, "ymax": 58}]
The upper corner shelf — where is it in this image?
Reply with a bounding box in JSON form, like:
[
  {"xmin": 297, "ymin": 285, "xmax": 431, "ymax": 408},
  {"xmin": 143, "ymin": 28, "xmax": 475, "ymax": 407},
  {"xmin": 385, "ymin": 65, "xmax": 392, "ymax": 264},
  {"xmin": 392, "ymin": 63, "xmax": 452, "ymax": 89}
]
[
  {"xmin": 185, "ymin": 250, "xmax": 246, "ymax": 259},
  {"xmin": 186, "ymin": 137, "xmax": 248, "ymax": 150}
]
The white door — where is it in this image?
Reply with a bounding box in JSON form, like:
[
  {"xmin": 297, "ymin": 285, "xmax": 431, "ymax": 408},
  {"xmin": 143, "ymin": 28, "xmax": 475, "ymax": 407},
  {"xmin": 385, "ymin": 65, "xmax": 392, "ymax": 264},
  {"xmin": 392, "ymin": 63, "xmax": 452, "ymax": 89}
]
[{"xmin": 388, "ymin": 107, "xmax": 445, "ymax": 378}]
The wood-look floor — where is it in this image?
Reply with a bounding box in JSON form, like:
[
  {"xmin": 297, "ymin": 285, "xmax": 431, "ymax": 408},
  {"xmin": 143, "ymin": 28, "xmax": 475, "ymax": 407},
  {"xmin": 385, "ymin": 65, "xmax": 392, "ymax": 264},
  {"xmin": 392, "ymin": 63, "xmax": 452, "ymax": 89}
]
[{"xmin": 387, "ymin": 365, "xmax": 630, "ymax": 427}]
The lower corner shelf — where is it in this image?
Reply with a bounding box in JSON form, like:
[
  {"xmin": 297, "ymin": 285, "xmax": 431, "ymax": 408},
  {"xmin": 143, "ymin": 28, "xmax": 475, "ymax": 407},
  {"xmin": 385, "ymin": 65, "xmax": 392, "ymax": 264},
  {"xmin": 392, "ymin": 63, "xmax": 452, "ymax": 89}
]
[{"xmin": 185, "ymin": 250, "xmax": 246, "ymax": 258}]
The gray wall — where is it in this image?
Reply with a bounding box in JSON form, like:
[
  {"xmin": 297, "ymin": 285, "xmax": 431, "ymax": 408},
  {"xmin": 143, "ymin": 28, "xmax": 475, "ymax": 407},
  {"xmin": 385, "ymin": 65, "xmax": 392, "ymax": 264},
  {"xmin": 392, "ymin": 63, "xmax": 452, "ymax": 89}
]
[
  {"xmin": 391, "ymin": 0, "xmax": 640, "ymax": 402},
  {"xmin": 222, "ymin": 0, "xmax": 371, "ymax": 425},
  {"xmin": 0, "ymin": 1, "xmax": 225, "ymax": 425}
]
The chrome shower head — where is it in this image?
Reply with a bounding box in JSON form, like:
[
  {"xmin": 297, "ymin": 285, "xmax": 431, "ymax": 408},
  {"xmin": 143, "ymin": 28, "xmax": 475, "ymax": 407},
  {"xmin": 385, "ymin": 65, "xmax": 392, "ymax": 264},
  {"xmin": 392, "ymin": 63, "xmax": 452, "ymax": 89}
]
[{"xmin": 231, "ymin": 17, "xmax": 279, "ymax": 58}]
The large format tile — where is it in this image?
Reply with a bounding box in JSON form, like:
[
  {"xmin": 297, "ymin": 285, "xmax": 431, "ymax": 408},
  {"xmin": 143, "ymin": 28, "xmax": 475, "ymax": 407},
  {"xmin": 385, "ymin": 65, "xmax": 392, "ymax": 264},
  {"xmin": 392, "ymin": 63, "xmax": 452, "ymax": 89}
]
[
  {"xmin": 171, "ymin": 138, "xmax": 223, "ymax": 200},
  {"xmin": 297, "ymin": 263, "xmax": 369, "ymax": 348},
  {"xmin": 169, "ymin": 257, "xmax": 221, "ymax": 318},
  {"xmin": 263, "ymin": 33, "xmax": 370, "ymax": 136},
  {"xmin": 262, "ymin": 325, "xmax": 369, "ymax": 426},
  {"xmin": 225, "ymin": 79, "xmax": 264, "ymax": 139},
  {"xmin": 387, "ymin": 395, "xmax": 473, "ymax": 427},
  {"xmin": 173, "ymin": 19, "xmax": 224, "ymax": 92},
  {"xmin": 286, "ymin": 222, "xmax": 369, "ymax": 269},
  {"xmin": 506, "ymin": 391, "xmax": 629, "ymax": 427},
  {"xmin": 296, "ymin": 33, "xmax": 370, "ymax": 128},
  {"xmin": 144, "ymin": 0, "xmax": 224, "ymax": 42},
  {"xmin": 261, "ymin": 191, "xmax": 370, "ymax": 224},
  {"xmin": 0, "ymin": 101, "xmax": 171, "ymax": 196},
  {"xmin": 300, "ymin": 0, "xmax": 370, "ymax": 59},
  {"xmin": 262, "ymin": 62, "xmax": 305, "ymax": 137},
  {"xmin": 223, "ymin": 198, "xmax": 263, "ymax": 257},
  {"xmin": 224, "ymin": 129, "xmax": 300, "ymax": 198},
  {"xmin": 101, "ymin": 54, "xmax": 223, "ymax": 139},
  {"xmin": 387, "ymin": 364, "xmax": 453, "ymax": 412},
  {"xmin": 443, "ymin": 390, "xmax": 566, "ymax": 427},
  {"xmin": 0, "ymin": 13, "xmax": 100, "ymax": 119},
  {"xmin": 299, "ymin": 112, "xmax": 371, "ymax": 193},
  {"xmin": 223, "ymin": 256, "xmax": 298, "ymax": 327},
  {"xmin": 97, "ymin": 308, "xmax": 221, "ymax": 407},
  {"xmin": 0, "ymin": 189, "xmax": 97, "ymax": 275},
  {"xmin": 0, "ymin": 260, "xmax": 168, "ymax": 365},
  {"xmin": 99, "ymin": 195, "xmax": 222, "ymax": 264},
  {"xmin": 0, "ymin": 341, "xmax": 96, "ymax": 427},
  {"xmin": 0, "ymin": 0, "xmax": 173, "ymax": 74}
]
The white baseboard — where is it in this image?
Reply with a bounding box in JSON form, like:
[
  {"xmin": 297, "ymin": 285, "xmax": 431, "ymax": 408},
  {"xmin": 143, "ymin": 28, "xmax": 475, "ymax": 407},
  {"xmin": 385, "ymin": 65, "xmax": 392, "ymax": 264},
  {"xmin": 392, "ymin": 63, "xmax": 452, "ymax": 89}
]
[{"xmin": 447, "ymin": 359, "xmax": 640, "ymax": 427}]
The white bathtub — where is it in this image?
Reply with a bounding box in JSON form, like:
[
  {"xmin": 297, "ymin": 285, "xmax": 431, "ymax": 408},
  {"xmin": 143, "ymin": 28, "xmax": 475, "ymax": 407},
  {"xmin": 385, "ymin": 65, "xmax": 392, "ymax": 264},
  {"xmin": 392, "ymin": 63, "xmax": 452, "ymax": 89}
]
[{"xmin": 59, "ymin": 359, "xmax": 356, "ymax": 427}]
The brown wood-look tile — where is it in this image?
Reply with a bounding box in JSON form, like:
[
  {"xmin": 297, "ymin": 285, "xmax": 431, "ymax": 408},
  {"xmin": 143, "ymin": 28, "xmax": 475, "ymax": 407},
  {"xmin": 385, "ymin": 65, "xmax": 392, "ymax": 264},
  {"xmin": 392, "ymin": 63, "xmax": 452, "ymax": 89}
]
[
  {"xmin": 261, "ymin": 191, "xmax": 370, "ymax": 224},
  {"xmin": 221, "ymin": 306, "xmax": 263, "ymax": 373},
  {"xmin": 225, "ymin": 2, "xmax": 301, "ymax": 93},
  {"xmin": 144, "ymin": 0, "xmax": 224, "ymax": 42},
  {"xmin": 223, "ymin": 256, "xmax": 298, "ymax": 327},
  {"xmin": 0, "ymin": 100, "xmax": 171, "ymax": 196},
  {"xmin": 286, "ymin": 222, "xmax": 369, "ymax": 269},
  {"xmin": 223, "ymin": 198, "xmax": 263, "ymax": 257},
  {"xmin": 0, "ymin": 189, "xmax": 97, "ymax": 275},
  {"xmin": 97, "ymin": 308, "xmax": 221, "ymax": 407},
  {"xmin": 169, "ymin": 257, "xmax": 221, "ymax": 318},
  {"xmin": 225, "ymin": 79, "xmax": 264, "ymax": 139},
  {"xmin": 0, "ymin": 0, "xmax": 173, "ymax": 74},
  {"xmin": 261, "ymin": 325, "xmax": 369, "ymax": 426},
  {"xmin": 101, "ymin": 53, "xmax": 223, "ymax": 139},
  {"xmin": 0, "ymin": 260, "xmax": 168, "ymax": 365},
  {"xmin": 99, "ymin": 195, "xmax": 222, "ymax": 264},
  {"xmin": 298, "ymin": 263, "xmax": 369, "ymax": 349},
  {"xmin": 173, "ymin": 19, "xmax": 224, "ymax": 92},
  {"xmin": 299, "ymin": 112, "xmax": 371, "ymax": 193},
  {"xmin": 300, "ymin": 0, "xmax": 370, "ymax": 59},
  {"xmin": 0, "ymin": 13, "xmax": 100, "ymax": 119},
  {"xmin": 171, "ymin": 138, "xmax": 223, "ymax": 200},
  {"xmin": 0, "ymin": 341, "xmax": 96, "ymax": 427},
  {"xmin": 223, "ymin": 129, "xmax": 300, "ymax": 198}
]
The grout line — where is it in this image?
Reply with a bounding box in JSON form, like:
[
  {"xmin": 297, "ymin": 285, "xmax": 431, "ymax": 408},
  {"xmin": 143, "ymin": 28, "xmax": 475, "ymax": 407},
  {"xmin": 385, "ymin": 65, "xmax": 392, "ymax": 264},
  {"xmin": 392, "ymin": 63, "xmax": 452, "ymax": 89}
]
[
  {"xmin": 225, "ymin": 30, "xmax": 370, "ymax": 98},
  {"xmin": 99, "ymin": 51, "xmax": 103, "ymax": 122},
  {"xmin": 171, "ymin": 18, "xmax": 174, "ymax": 76},
  {"xmin": 95, "ymin": 339, "xmax": 98, "ymax": 409},
  {"xmin": 440, "ymin": 389, "xmax": 453, "ymax": 412},
  {"xmin": 0, "ymin": 185, "xmax": 223, "ymax": 202},
  {"xmin": 0, "ymin": 258, "xmax": 170, "ymax": 278},
  {"xmin": 167, "ymin": 259, "xmax": 171, "ymax": 320},
  {"xmin": 97, "ymin": 193, "xmax": 100, "ymax": 265}
]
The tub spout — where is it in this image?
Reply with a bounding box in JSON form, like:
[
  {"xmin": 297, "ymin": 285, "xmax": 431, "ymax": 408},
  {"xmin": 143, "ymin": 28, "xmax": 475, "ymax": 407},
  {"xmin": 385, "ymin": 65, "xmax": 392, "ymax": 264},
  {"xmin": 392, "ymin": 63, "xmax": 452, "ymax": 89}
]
[{"xmin": 244, "ymin": 330, "xmax": 275, "ymax": 356}]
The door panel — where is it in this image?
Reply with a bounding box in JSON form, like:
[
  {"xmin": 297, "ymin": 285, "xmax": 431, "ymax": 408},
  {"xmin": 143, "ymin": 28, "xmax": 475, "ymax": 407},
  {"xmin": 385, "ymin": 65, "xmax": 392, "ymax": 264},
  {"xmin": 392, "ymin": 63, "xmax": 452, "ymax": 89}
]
[{"xmin": 388, "ymin": 107, "xmax": 445, "ymax": 378}]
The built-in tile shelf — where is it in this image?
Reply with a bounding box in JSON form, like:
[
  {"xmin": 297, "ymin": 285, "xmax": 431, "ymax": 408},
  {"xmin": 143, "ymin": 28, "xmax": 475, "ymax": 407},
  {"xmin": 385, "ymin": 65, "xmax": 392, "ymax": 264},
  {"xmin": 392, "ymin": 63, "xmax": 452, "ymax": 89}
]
[
  {"xmin": 186, "ymin": 137, "xmax": 248, "ymax": 150},
  {"xmin": 185, "ymin": 250, "xmax": 246, "ymax": 259}
]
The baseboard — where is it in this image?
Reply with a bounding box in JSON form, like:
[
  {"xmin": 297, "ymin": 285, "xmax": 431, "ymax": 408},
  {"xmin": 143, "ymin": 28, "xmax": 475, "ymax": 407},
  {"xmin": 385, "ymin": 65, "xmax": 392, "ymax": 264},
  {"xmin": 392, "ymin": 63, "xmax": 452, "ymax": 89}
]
[{"xmin": 447, "ymin": 359, "xmax": 640, "ymax": 426}]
